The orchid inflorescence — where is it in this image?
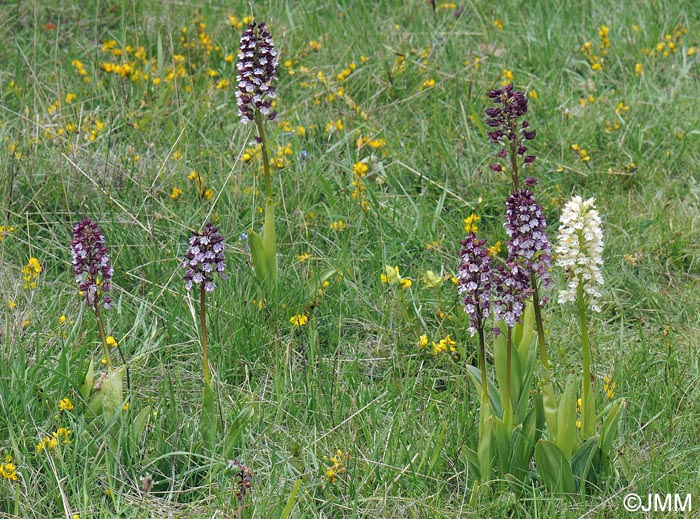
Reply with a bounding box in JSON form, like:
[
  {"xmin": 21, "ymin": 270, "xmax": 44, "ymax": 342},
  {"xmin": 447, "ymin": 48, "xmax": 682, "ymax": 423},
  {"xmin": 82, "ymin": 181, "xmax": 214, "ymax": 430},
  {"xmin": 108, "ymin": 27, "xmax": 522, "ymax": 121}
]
[
  {"xmin": 71, "ymin": 219, "xmax": 114, "ymax": 310},
  {"xmin": 183, "ymin": 222, "xmax": 227, "ymax": 292}
]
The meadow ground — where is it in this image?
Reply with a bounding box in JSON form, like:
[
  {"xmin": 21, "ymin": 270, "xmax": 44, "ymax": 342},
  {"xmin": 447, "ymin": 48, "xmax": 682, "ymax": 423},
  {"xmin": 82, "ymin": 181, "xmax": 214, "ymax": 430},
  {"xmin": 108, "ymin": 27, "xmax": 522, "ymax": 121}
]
[{"xmin": 1, "ymin": 0, "xmax": 699, "ymax": 517}]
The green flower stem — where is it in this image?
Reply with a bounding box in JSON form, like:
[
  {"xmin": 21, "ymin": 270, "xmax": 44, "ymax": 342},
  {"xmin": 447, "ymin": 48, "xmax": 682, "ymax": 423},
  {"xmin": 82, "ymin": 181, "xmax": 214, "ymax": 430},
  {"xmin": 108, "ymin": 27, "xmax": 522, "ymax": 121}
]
[
  {"xmin": 504, "ymin": 327, "xmax": 513, "ymax": 428},
  {"xmin": 577, "ymin": 281, "xmax": 594, "ymax": 438},
  {"xmin": 254, "ymin": 110, "xmax": 273, "ymax": 203},
  {"xmin": 200, "ymin": 283, "xmax": 211, "ymax": 385},
  {"xmin": 477, "ymin": 325, "xmax": 489, "ymax": 406},
  {"xmin": 95, "ymin": 305, "xmax": 113, "ymax": 369},
  {"xmin": 530, "ymin": 272, "xmax": 550, "ymax": 379},
  {"xmin": 509, "ymin": 138, "xmax": 519, "ymax": 191}
]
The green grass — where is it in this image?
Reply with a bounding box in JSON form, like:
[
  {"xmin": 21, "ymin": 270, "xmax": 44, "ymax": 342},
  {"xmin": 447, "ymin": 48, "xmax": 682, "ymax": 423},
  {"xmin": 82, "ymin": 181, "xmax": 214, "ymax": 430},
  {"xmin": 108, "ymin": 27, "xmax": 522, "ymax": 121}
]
[{"xmin": 1, "ymin": 0, "xmax": 699, "ymax": 517}]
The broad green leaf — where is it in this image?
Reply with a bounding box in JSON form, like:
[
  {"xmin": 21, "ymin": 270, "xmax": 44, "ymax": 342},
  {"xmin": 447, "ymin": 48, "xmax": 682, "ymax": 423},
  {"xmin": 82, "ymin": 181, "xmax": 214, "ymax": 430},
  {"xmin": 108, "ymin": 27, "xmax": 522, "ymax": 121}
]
[
  {"xmin": 493, "ymin": 328, "xmax": 508, "ymax": 392},
  {"xmin": 535, "ymin": 440, "xmax": 576, "ymax": 494},
  {"xmin": 80, "ymin": 360, "xmax": 95, "ymax": 401},
  {"xmin": 557, "ymin": 374, "xmax": 578, "ymax": 459},
  {"xmin": 201, "ymin": 380, "xmax": 217, "ymax": 452},
  {"xmin": 130, "ymin": 405, "xmax": 152, "ymax": 445},
  {"xmin": 466, "ymin": 365, "xmax": 502, "ymax": 419},
  {"xmin": 600, "ymin": 400, "xmax": 625, "ymax": 456},
  {"xmin": 571, "ymin": 436, "xmax": 599, "ymax": 487},
  {"xmin": 541, "ymin": 381, "xmax": 559, "ymax": 442},
  {"xmin": 249, "ymin": 230, "xmax": 269, "ymax": 284},
  {"xmin": 101, "ymin": 367, "xmax": 124, "ymax": 422},
  {"xmin": 477, "ymin": 404, "xmax": 493, "ymax": 483},
  {"xmin": 224, "ymin": 405, "xmax": 255, "ymax": 459},
  {"xmin": 509, "ymin": 406, "xmax": 541, "ymax": 481},
  {"xmin": 513, "ymin": 338, "xmax": 538, "ymax": 426},
  {"xmin": 515, "ymin": 300, "xmax": 535, "ymax": 363},
  {"xmin": 492, "ymin": 416, "xmax": 511, "ymax": 476}
]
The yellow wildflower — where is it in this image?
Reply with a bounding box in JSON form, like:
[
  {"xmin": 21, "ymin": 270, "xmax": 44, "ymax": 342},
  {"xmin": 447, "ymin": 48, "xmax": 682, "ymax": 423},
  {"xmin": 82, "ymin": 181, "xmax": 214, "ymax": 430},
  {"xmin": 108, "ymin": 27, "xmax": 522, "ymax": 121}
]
[
  {"xmin": 290, "ymin": 314, "xmax": 308, "ymax": 327},
  {"xmin": 0, "ymin": 457, "xmax": 18, "ymax": 481},
  {"xmin": 419, "ymin": 334, "xmax": 429, "ymax": 348},
  {"xmin": 603, "ymin": 376, "xmax": 616, "ymax": 399},
  {"xmin": 488, "ymin": 241, "xmax": 502, "ymax": 256},
  {"xmin": 420, "ymin": 78, "xmax": 435, "ymax": 90},
  {"xmin": 353, "ymin": 162, "xmax": 369, "ymax": 177},
  {"xmin": 296, "ymin": 252, "xmax": 311, "ymax": 263},
  {"xmin": 432, "ymin": 335, "xmax": 457, "ymax": 355},
  {"xmin": 170, "ymin": 187, "xmax": 183, "ymax": 200},
  {"xmin": 330, "ymin": 220, "xmax": 346, "ymax": 231},
  {"xmin": 58, "ymin": 398, "xmax": 74, "ymax": 412},
  {"xmin": 22, "ymin": 257, "xmax": 42, "ymax": 289},
  {"xmin": 105, "ymin": 336, "xmax": 118, "ymax": 347},
  {"xmin": 464, "ymin": 213, "xmax": 480, "ymax": 233}
]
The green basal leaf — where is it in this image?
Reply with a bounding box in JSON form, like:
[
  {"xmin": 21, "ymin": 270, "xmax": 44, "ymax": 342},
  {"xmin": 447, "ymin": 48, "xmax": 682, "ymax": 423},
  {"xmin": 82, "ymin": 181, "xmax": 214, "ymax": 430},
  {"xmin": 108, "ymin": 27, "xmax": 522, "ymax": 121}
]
[
  {"xmin": 571, "ymin": 436, "xmax": 599, "ymax": 487},
  {"xmin": 492, "ymin": 415, "xmax": 511, "ymax": 476},
  {"xmin": 201, "ymin": 380, "xmax": 217, "ymax": 452},
  {"xmin": 541, "ymin": 380, "xmax": 559, "ymax": 443},
  {"xmin": 557, "ymin": 374, "xmax": 578, "ymax": 459},
  {"xmin": 534, "ymin": 440, "xmax": 576, "ymax": 494},
  {"xmin": 101, "ymin": 367, "xmax": 124, "ymax": 422},
  {"xmin": 513, "ymin": 337, "xmax": 538, "ymax": 426},
  {"xmin": 515, "ymin": 300, "xmax": 535, "ymax": 363},
  {"xmin": 477, "ymin": 402, "xmax": 493, "ymax": 483},
  {"xmin": 600, "ymin": 400, "xmax": 625, "ymax": 457},
  {"xmin": 466, "ymin": 365, "xmax": 502, "ymax": 419},
  {"xmin": 131, "ymin": 404, "xmax": 152, "ymax": 444},
  {"xmin": 509, "ymin": 405, "xmax": 541, "ymax": 482},
  {"xmin": 224, "ymin": 405, "xmax": 255, "ymax": 459},
  {"xmin": 249, "ymin": 230, "xmax": 269, "ymax": 284},
  {"xmin": 493, "ymin": 326, "xmax": 507, "ymax": 392},
  {"xmin": 80, "ymin": 359, "xmax": 95, "ymax": 401}
]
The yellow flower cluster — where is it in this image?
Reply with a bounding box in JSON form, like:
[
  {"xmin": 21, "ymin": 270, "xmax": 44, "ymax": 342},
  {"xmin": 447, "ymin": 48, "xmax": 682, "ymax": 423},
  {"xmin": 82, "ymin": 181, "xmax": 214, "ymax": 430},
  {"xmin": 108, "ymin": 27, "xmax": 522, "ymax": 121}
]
[
  {"xmin": 325, "ymin": 449, "xmax": 349, "ymax": 484},
  {"xmin": 501, "ymin": 68, "xmax": 514, "ymax": 85},
  {"xmin": 571, "ymin": 143, "xmax": 591, "ymax": 162},
  {"xmin": 22, "ymin": 257, "xmax": 42, "ymax": 290},
  {"xmin": 58, "ymin": 398, "xmax": 74, "ymax": 412},
  {"xmin": 580, "ymin": 25, "xmax": 610, "ymax": 72},
  {"xmin": 350, "ymin": 161, "xmax": 371, "ymax": 212},
  {"xmin": 36, "ymin": 428, "xmax": 72, "ymax": 453},
  {"xmin": 186, "ymin": 171, "xmax": 215, "ymax": 201},
  {"xmin": 642, "ymin": 24, "xmax": 687, "ymax": 58},
  {"xmin": 420, "ymin": 78, "xmax": 436, "ymax": 90},
  {"xmin": 463, "ymin": 213, "xmax": 480, "ymax": 233},
  {"xmin": 336, "ymin": 62, "xmax": 355, "ymax": 81},
  {"xmin": 0, "ymin": 225, "xmax": 15, "ymax": 242},
  {"xmin": 70, "ymin": 59, "xmax": 90, "ymax": 82},
  {"xmin": 356, "ymin": 135, "xmax": 387, "ymax": 151},
  {"xmin": 289, "ymin": 314, "xmax": 309, "ymax": 327},
  {"xmin": 330, "ymin": 220, "xmax": 347, "ymax": 232},
  {"xmin": 419, "ymin": 334, "xmax": 457, "ymax": 355},
  {"xmin": 603, "ymin": 375, "xmax": 616, "ymax": 399},
  {"xmin": 0, "ymin": 455, "xmax": 18, "ymax": 481},
  {"xmin": 242, "ymin": 143, "xmax": 292, "ymax": 170}
]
